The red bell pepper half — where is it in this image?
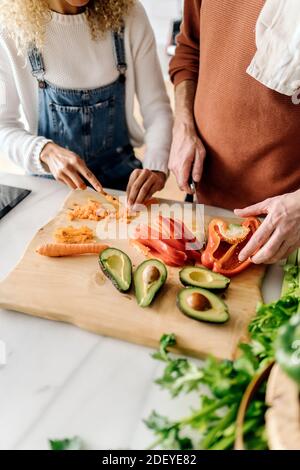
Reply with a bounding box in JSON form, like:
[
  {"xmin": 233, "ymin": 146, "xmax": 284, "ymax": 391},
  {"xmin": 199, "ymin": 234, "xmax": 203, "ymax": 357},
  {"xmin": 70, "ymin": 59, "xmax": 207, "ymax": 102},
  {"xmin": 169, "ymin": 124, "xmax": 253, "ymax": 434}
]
[{"xmin": 201, "ymin": 217, "xmax": 261, "ymax": 276}]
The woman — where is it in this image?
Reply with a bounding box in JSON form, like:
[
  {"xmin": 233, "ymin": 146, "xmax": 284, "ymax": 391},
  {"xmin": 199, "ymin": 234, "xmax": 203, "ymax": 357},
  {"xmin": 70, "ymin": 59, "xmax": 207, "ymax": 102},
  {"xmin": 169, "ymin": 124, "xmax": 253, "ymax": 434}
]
[{"xmin": 0, "ymin": 0, "xmax": 173, "ymax": 205}]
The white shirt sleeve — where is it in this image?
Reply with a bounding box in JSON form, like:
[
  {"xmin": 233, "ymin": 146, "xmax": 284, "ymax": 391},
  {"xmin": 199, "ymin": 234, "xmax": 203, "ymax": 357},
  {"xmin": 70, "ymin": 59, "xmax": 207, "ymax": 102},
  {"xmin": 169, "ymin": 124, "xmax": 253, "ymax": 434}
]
[
  {"xmin": 129, "ymin": 3, "xmax": 173, "ymax": 175},
  {"xmin": 247, "ymin": 0, "xmax": 300, "ymax": 96},
  {"xmin": 0, "ymin": 36, "xmax": 51, "ymax": 174}
]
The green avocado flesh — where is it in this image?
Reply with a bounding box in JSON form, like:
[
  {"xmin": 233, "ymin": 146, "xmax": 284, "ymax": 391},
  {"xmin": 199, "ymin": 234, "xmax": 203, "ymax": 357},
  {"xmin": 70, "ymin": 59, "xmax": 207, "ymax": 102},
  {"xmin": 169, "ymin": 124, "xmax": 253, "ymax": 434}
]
[
  {"xmin": 179, "ymin": 266, "xmax": 230, "ymax": 290},
  {"xmin": 99, "ymin": 248, "xmax": 132, "ymax": 293},
  {"xmin": 134, "ymin": 259, "xmax": 167, "ymax": 307},
  {"xmin": 177, "ymin": 287, "xmax": 229, "ymax": 324}
]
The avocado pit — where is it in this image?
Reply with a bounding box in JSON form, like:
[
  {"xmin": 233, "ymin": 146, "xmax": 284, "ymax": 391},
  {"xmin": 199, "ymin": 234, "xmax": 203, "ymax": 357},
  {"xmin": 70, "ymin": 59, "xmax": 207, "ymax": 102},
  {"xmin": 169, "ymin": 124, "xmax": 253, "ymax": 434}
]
[
  {"xmin": 134, "ymin": 259, "xmax": 168, "ymax": 307},
  {"xmin": 143, "ymin": 265, "xmax": 160, "ymax": 284},
  {"xmin": 177, "ymin": 287, "xmax": 229, "ymax": 324},
  {"xmin": 187, "ymin": 292, "xmax": 211, "ymax": 311}
]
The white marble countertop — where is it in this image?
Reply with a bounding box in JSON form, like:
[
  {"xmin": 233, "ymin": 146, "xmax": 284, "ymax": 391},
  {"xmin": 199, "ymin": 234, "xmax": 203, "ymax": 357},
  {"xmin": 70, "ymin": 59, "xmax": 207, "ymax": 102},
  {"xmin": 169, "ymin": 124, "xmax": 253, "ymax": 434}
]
[{"xmin": 0, "ymin": 173, "xmax": 283, "ymax": 450}]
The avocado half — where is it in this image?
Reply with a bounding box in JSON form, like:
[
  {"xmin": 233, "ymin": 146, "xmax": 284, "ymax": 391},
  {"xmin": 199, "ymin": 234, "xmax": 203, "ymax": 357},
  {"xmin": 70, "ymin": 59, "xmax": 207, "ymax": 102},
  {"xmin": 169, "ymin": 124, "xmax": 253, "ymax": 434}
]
[
  {"xmin": 99, "ymin": 248, "xmax": 132, "ymax": 293},
  {"xmin": 177, "ymin": 287, "xmax": 229, "ymax": 324},
  {"xmin": 179, "ymin": 266, "xmax": 230, "ymax": 291},
  {"xmin": 134, "ymin": 259, "xmax": 167, "ymax": 307}
]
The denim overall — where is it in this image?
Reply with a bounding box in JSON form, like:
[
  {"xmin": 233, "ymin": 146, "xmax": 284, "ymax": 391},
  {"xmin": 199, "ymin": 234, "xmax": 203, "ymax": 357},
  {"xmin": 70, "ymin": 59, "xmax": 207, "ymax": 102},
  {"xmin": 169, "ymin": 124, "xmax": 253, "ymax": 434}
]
[{"xmin": 28, "ymin": 28, "xmax": 142, "ymax": 190}]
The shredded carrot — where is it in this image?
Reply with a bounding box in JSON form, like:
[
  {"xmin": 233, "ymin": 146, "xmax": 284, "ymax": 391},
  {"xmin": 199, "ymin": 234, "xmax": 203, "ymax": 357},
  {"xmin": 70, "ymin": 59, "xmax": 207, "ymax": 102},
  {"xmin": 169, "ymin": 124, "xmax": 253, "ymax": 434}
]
[
  {"xmin": 69, "ymin": 196, "xmax": 134, "ymax": 224},
  {"xmin": 68, "ymin": 199, "xmax": 104, "ymax": 221},
  {"xmin": 54, "ymin": 225, "xmax": 94, "ymax": 244},
  {"xmin": 36, "ymin": 243, "xmax": 108, "ymax": 257},
  {"xmin": 68, "ymin": 194, "xmax": 157, "ymax": 224},
  {"xmin": 104, "ymin": 194, "xmax": 119, "ymax": 206}
]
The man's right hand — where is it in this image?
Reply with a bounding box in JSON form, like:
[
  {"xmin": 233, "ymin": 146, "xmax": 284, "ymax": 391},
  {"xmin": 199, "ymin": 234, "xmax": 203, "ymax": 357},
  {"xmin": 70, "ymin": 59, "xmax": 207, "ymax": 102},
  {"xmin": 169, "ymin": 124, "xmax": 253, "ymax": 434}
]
[
  {"xmin": 40, "ymin": 142, "xmax": 103, "ymax": 192},
  {"xmin": 168, "ymin": 80, "xmax": 206, "ymax": 194},
  {"xmin": 169, "ymin": 118, "xmax": 206, "ymax": 194}
]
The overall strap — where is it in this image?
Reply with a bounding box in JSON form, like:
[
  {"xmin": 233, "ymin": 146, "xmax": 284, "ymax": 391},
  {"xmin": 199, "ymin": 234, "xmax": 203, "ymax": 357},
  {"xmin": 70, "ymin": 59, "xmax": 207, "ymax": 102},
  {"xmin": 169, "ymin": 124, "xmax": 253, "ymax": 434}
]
[
  {"xmin": 28, "ymin": 46, "xmax": 46, "ymax": 89},
  {"xmin": 113, "ymin": 25, "xmax": 127, "ymax": 79}
]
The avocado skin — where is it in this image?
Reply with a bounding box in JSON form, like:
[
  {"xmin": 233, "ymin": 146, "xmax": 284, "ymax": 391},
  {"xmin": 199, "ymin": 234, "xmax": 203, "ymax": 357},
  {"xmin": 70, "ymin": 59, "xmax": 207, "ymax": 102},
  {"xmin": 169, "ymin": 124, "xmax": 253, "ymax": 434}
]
[
  {"xmin": 176, "ymin": 287, "xmax": 229, "ymax": 324},
  {"xmin": 180, "ymin": 278, "xmax": 229, "ymax": 293},
  {"xmin": 134, "ymin": 259, "xmax": 167, "ymax": 307},
  {"xmin": 99, "ymin": 248, "xmax": 132, "ymax": 293},
  {"xmin": 179, "ymin": 267, "xmax": 230, "ymax": 292}
]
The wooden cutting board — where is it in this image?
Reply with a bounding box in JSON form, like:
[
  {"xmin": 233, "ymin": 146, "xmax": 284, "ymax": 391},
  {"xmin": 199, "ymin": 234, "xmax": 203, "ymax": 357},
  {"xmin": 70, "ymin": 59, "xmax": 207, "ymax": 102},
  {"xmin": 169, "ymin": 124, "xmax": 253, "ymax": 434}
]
[{"xmin": 0, "ymin": 190, "xmax": 266, "ymax": 360}]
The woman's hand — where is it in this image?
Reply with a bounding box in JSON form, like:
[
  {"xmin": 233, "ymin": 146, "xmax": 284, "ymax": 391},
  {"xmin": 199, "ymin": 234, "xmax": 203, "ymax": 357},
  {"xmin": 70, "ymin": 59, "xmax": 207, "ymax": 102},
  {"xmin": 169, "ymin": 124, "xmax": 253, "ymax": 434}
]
[
  {"xmin": 127, "ymin": 169, "xmax": 166, "ymax": 207},
  {"xmin": 169, "ymin": 118, "xmax": 206, "ymax": 194},
  {"xmin": 235, "ymin": 190, "xmax": 300, "ymax": 264},
  {"xmin": 40, "ymin": 142, "xmax": 103, "ymax": 192}
]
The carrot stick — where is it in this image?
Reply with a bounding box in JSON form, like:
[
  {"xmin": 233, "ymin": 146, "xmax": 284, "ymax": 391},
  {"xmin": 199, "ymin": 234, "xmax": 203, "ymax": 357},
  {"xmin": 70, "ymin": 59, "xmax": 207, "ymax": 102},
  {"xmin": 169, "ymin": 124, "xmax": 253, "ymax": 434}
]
[{"xmin": 36, "ymin": 243, "xmax": 108, "ymax": 257}]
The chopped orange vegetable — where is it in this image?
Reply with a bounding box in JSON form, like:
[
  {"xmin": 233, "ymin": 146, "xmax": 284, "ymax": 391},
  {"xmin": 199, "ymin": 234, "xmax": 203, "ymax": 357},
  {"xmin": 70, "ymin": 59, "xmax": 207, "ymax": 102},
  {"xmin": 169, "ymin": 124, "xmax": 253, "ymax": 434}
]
[
  {"xmin": 68, "ymin": 196, "xmax": 138, "ymax": 224},
  {"xmin": 54, "ymin": 225, "xmax": 94, "ymax": 244},
  {"xmin": 68, "ymin": 199, "xmax": 104, "ymax": 221}
]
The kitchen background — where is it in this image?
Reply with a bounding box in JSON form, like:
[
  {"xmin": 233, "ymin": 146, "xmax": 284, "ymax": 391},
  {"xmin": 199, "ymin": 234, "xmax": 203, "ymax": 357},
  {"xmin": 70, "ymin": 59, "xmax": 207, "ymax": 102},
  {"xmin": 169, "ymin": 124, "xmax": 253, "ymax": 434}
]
[{"xmin": 0, "ymin": 0, "xmax": 182, "ymax": 179}]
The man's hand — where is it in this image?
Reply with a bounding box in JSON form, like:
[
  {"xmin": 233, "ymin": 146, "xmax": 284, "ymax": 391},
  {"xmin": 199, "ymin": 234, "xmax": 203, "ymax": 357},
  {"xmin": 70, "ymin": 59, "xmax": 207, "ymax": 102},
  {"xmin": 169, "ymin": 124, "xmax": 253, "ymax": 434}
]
[
  {"xmin": 168, "ymin": 80, "xmax": 206, "ymax": 194},
  {"xmin": 169, "ymin": 119, "xmax": 206, "ymax": 194},
  {"xmin": 127, "ymin": 169, "xmax": 166, "ymax": 207},
  {"xmin": 235, "ymin": 190, "xmax": 300, "ymax": 264},
  {"xmin": 40, "ymin": 142, "xmax": 103, "ymax": 192}
]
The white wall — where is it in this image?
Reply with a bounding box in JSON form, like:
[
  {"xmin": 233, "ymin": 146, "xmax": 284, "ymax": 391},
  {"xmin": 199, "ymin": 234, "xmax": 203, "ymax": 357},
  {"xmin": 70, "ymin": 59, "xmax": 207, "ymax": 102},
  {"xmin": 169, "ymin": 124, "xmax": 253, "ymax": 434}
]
[{"xmin": 140, "ymin": 0, "xmax": 182, "ymax": 47}]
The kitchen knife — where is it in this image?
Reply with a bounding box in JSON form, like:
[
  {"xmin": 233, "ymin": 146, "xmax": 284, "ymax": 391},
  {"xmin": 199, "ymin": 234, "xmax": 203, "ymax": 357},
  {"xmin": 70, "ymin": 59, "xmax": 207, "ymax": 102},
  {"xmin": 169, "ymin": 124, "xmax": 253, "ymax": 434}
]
[{"xmin": 188, "ymin": 175, "xmax": 200, "ymax": 203}]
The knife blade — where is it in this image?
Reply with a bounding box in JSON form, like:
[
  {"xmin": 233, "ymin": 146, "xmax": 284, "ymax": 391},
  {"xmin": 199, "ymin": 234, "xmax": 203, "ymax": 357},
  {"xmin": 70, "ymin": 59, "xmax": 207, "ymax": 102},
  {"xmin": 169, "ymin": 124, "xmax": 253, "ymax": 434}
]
[{"xmin": 188, "ymin": 175, "xmax": 199, "ymax": 203}]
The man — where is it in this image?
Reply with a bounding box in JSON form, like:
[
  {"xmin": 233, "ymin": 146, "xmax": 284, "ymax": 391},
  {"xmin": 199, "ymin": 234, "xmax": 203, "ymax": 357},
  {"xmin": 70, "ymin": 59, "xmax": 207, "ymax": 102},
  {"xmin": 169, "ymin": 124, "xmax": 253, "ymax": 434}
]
[{"xmin": 169, "ymin": 0, "xmax": 300, "ymax": 264}]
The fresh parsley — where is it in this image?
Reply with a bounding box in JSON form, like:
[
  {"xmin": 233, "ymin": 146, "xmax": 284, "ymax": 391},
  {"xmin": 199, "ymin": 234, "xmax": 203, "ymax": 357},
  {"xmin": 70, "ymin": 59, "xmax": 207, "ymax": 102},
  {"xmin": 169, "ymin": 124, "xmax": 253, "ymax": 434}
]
[{"xmin": 146, "ymin": 250, "xmax": 300, "ymax": 450}]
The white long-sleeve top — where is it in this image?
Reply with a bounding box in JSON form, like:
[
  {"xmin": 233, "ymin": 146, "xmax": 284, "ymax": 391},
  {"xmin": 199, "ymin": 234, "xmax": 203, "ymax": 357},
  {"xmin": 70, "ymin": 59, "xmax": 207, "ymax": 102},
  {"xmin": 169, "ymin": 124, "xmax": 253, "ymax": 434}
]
[
  {"xmin": 247, "ymin": 0, "xmax": 300, "ymax": 96},
  {"xmin": 0, "ymin": 1, "xmax": 173, "ymax": 175}
]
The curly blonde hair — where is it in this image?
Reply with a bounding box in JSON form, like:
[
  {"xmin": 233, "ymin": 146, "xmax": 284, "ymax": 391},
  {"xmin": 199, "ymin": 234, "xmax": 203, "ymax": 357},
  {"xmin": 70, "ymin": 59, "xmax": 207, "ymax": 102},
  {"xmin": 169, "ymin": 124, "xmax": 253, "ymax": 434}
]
[{"xmin": 0, "ymin": 0, "xmax": 135, "ymax": 53}]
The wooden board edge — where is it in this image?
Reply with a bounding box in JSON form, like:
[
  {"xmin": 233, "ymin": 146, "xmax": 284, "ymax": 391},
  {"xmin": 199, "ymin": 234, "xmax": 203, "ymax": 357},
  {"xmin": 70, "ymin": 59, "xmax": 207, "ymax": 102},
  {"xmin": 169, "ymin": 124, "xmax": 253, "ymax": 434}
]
[{"xmin": 266, "ymin": 364, "xmax": 300, "ymax": 450}]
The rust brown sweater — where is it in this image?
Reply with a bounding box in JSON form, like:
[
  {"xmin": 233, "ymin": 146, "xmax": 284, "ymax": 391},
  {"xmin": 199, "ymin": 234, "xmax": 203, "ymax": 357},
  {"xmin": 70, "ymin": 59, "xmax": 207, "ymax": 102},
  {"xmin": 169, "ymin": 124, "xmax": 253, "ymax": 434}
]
[{"xmin": 170, "ymin": 0, "xmax": 300, "ymax": 209}]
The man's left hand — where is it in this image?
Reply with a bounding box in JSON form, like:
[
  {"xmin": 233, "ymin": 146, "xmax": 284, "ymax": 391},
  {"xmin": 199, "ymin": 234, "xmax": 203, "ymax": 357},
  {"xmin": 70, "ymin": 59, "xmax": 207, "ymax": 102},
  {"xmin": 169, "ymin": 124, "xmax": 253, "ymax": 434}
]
[{"xmin": 235, "ymin": 190, "xmax": 300, "ymax": 264}]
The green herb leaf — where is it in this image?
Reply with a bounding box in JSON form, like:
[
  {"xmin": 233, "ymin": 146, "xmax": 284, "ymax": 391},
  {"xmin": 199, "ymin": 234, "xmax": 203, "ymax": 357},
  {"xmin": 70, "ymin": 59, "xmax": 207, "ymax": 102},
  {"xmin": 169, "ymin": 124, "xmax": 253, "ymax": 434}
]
[
  {"xmin": 145, "ymin": 411, "xmax": 193, "ymax": 450},
  {"xmin": 152, "ymin": 333, "xmax": 176, "ymax": 362},
  {"xmin": 49, "ymin": 436, "xmax": 83, "ymax": 451}
]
